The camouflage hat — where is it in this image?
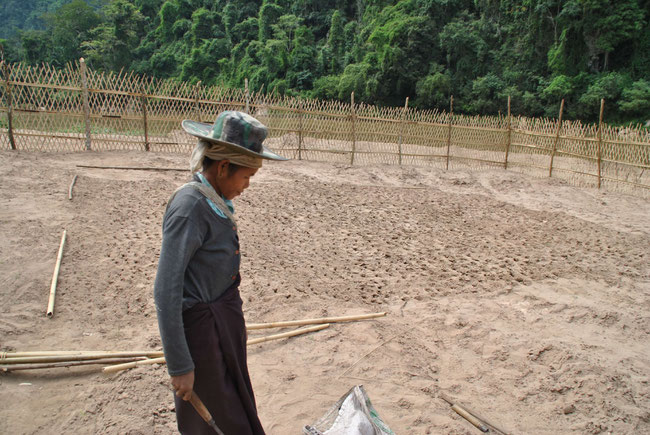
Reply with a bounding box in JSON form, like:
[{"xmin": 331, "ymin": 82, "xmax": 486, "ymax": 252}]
[{"xmin": 182, "ymin": 111, "xmax": 287, "ymax": 161}]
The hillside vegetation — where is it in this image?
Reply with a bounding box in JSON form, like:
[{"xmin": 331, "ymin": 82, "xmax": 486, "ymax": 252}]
[{"xmin": 1, "ymin": 0, "xmax": 649, "ymax": 123}]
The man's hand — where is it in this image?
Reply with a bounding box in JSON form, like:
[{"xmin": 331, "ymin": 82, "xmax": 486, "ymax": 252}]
[{"xmin": 171, "ymin": 370, "xmax": 195, "ymax": 401}]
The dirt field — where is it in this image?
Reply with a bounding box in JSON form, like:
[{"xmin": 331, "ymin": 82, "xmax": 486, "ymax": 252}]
[{"xmin": 0, "ymin": 150, "xmax": 648, "ymax": 434}]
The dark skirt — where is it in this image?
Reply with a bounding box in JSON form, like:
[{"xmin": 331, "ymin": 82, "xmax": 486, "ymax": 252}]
[{"xmin": 175, "ymin": 278, "xmax": 265, "ymax": 435}]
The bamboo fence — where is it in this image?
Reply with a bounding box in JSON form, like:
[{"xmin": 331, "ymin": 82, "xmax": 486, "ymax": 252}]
[{"xmin": 0, "ymin": 60, "xmax": 648, "ymax": 195}]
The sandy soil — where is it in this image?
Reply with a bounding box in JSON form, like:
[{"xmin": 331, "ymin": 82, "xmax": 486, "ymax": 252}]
[{"xmin": 0, "ymin": 150, "xmax": 648, "ymax": 434}]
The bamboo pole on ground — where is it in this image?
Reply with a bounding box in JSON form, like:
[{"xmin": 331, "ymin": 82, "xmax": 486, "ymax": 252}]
[
  {"xmin": 504, "ymin": 95, "xmax": 512, "ymax": 169},
  {"xmin": 2, "ymin": 351, "xmax": 164, "ymax": 364},
  {"xmin": 103, "ymin": 324, "xmax": 330, "ymax": 374},
  {"xmin": 350, "ymin": 92, "xmax": 357, "ymax": 165},
  {"xmin": 68, "ymin": 175, "xmax": 78, "ymax": 200},
  {"xmin": 1, "ymin": 357, "xmax": 148, "ymax": 372},
  {"xmin": 397, "ymin": 97, "xmax": 409, "ymax": 166},
  {"xmin": 1, "ymin": 350, "xmax": 164, "ymax": 359},
  {"xmin": 2, "ymin": 60, "xmax": 16, "ymax": 150},
  {"xmin": 79, "ymin": 58, "xmax": 91, "ymax": 151},
  {"xmin": 597, "ymin": 98, "xmax": 604, "ymax": 189},
  {"xmin": 245, "ymin": 312, "xmax": 386, "ymax": 330},
  {"xmin": 549, "ymin": 99, "xmax": 565, "ymax": 178},
  {"xmin": 47, "ymin": 230, "xmax": 67, "ymax": 318},
  {"xmin": 451, "ymin": 404, "xmax": 489, "ymax": 433},
  {"xmin": 446, "ymin": 96, "xmax": 454, "ymax": 170}
]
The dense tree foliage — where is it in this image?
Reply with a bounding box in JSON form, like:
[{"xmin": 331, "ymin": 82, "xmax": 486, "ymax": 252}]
[{"xmin": 1, "ymin": 0, "xmax": 649, "ymax": 123}]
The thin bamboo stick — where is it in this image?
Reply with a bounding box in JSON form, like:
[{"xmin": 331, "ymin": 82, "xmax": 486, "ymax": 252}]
[
  {"xmin": 76, "ymin": 165, "xmax": 186, "ymax": 171},
  {"xmin": 447, "ymin": 155, "xmax": 504, "ymax": 166},
  {"xmin": 277, "ymin": 147, "xmax": 448, "ymax": 159},
  {"xmin": 79, "ymin": 58, "xmax": 91, "ymax": 151},
  {"xmin": 7, "ymin": 80, "xmax": 82, "ymax": 92},
  {"xmin": 246, "ymin": 323, "xmax": 329, "ymax": 345},
  {"xmin": 47, "ymin": 230, "xmax": 67, "ymax": 318},
  {"xmin": 103, "ymin": 356, "xmax": 166, "ymax": 374},
  {"xmin": 549, "ymin": 99, "xmax": 565, "ymax": 177},
  {"xmin": 448, "ymin": 123, "xmax": 505, "ymax": 133},
  {"xmin": 245, "ymin": 312, "xmax": 386, "ymax": 330},
  {"xmin": 337, "ymin": 333, "xmax": 400, "ymax": 379},
  {"xmin": 68, "ymin": 175, "xmax": 78, "ymax": 200},
  {"xmin": 513, "ymin": 128, "xmax": 650, "ymax": 147},
  {"xmin": 1, "ymin": 357, "xmax": 148, "ymax": 372}
]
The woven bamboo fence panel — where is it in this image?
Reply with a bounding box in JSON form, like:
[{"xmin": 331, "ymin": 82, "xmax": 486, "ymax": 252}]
[
  {"xmin": 1, "ymin": 61, "xmax": 648, "ymax": 195},
  {"xmin": 449, "ymin": 114, "xmax": 509, "ymax": 170},
  {"xmin": 1, "ymin": 62, "xmax": 86, "ymax": 151}
]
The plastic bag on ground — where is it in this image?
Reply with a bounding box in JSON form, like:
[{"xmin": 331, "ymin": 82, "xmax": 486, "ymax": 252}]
[{"xmin": 303, "ymin": 385, "xmax": 395, "ymax": 435}]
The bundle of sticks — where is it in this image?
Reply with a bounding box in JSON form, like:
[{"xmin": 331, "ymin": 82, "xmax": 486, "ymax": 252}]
[{"xmin": 1, "ymin": 312, "xmax": 385, "ymax": 374}]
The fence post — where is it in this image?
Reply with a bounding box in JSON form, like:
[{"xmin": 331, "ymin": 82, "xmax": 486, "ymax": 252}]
[
  {"xmin": 549, "ymin": 99, "xmax": 565, "ymax": 178},
  {"xmin": 141, "ymin": 86, "xmax": 149, "ymax": 152},
  {"xmin": 1, "ymin": 60, "xmax": 16, "ymax": 150},
  {"xmin": 0, "ymin": 44, "xmax": 10, "ymax": 150},
  {"xmin": 597, "ymin": 98, "xmax": 604, "ymax": 189},
  {"xmin": 446, "ymin": 95, "xmax": 454, "ymax": 170},
  {"xmin": 504, "ymin": 95, "xmax": 512, "ymax": 169},
  {"xmin": 244, "ymin": 78, "xmax": 250, "ymax": 114},
  {"xmin": 298, "ymin": 98, "xmax": 303, "ymax": 160},
  {"xmin": 397, "ymin": 97, "xmax": 409, "ymax": 165},
  {"xmin": 79, "ymin": 58, "xmax": 92, "ymax": 151},
  {"xmin": 193, "ymin": 81, "xmax": 202, "ymax": 122},
  {"xmin": 350, "ymin": 92, "xmax": 356, "ymax": 165}
]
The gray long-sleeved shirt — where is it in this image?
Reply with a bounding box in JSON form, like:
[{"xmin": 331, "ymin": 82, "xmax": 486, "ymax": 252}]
[{"xmin": 154, "ymin": 176, "xmax": 240, "ymax": 376}]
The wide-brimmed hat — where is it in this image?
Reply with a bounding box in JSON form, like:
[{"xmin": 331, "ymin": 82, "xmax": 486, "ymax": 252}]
[{"xmin": 182, "ymin": 111, "xmax": 288, "ymax": 161}]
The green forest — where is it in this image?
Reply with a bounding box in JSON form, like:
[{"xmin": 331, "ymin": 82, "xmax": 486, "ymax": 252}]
[{"xmin": 1, "ymin": 0, "xmax": 649, "ymax": 124}]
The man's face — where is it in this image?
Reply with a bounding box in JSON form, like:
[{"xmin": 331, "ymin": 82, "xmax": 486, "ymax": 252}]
[{"xmin": 220, "ymin": 166, "xmax": 258, "ymax": 200}]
